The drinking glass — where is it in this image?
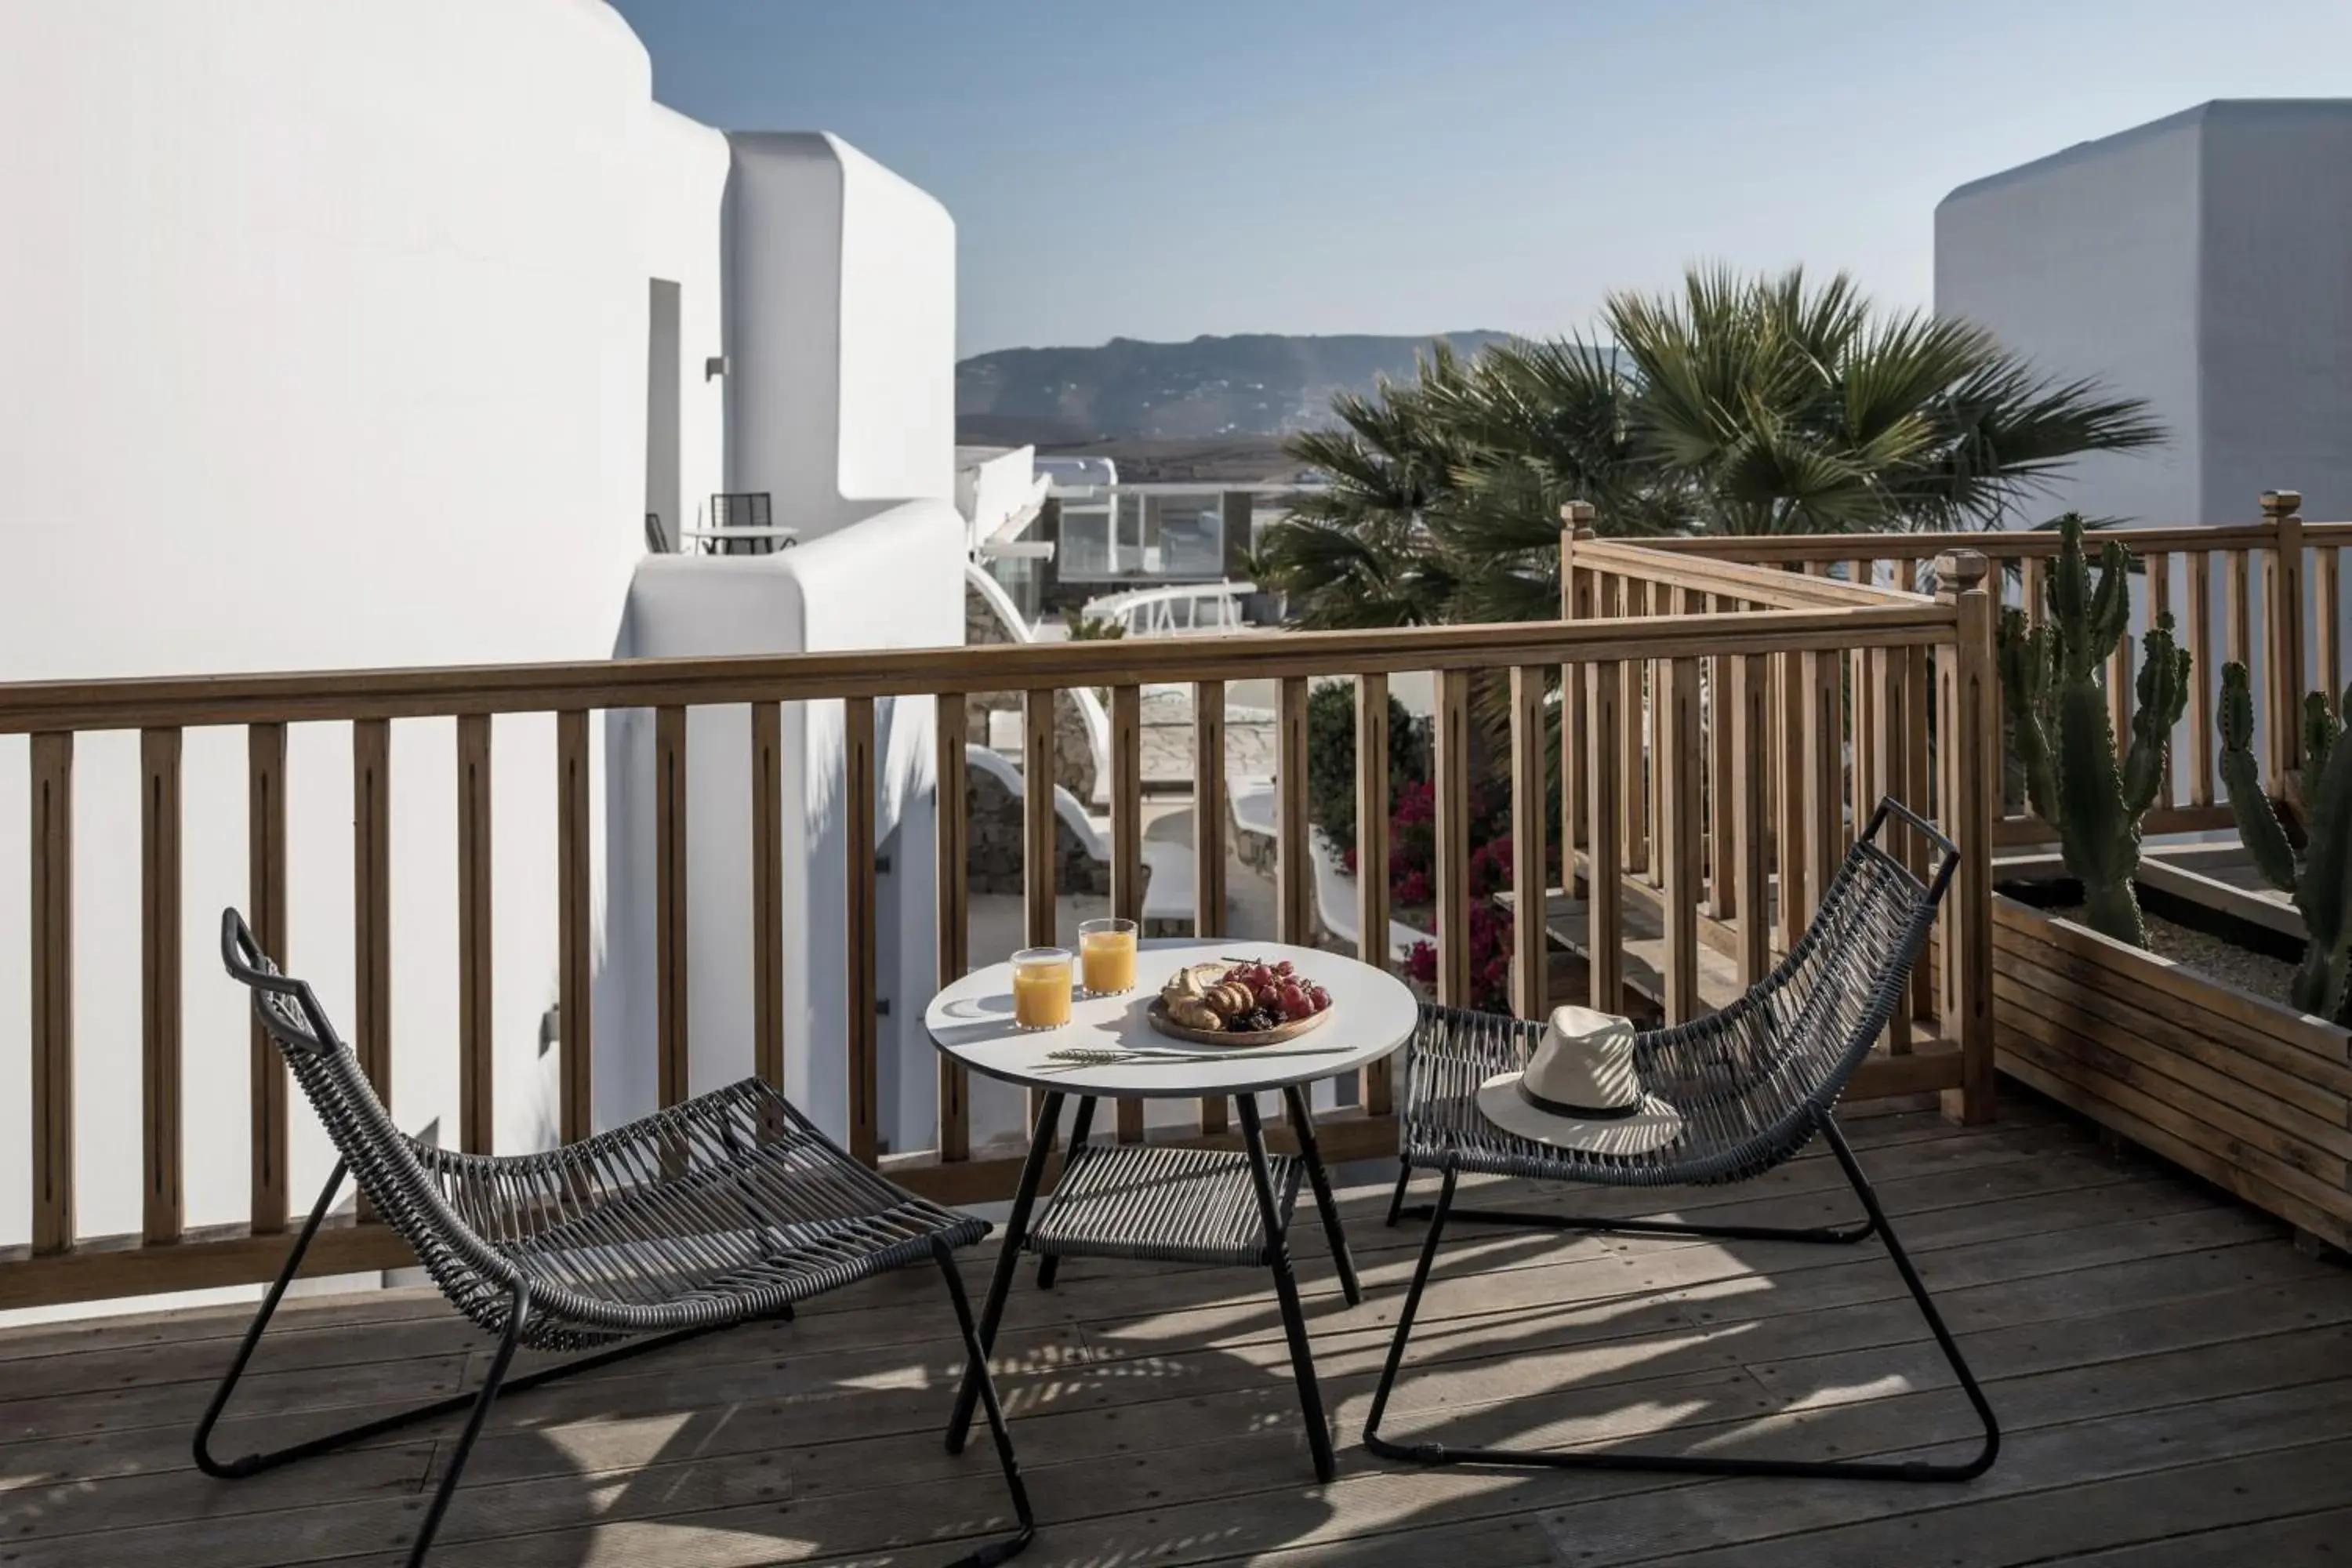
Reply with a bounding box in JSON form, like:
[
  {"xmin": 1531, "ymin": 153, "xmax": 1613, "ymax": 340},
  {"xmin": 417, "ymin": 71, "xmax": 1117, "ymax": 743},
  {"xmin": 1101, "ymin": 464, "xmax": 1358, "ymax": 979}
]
[
  {"xmin": 1077, "ymin": 917, "xmax": 1138, "ymax": 996},
  {"xmin": 1011, "ymin": 947, "xmax": 1073, "ymax": 1029}
]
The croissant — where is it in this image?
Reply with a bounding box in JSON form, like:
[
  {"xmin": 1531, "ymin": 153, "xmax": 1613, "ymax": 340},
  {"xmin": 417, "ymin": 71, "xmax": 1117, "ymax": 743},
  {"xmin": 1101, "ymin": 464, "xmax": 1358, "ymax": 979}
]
[
  {"xmin": 1162, "ymin": 963, "xmax": 1227, "ymax": 1005},
  {"xmin": 1166, "ymin": 996, "xmax": 1223, "ymax": 1032},
  {"xmin": 1205, "ymin": 982, "xmax": 1255, "ymax": 1019}
]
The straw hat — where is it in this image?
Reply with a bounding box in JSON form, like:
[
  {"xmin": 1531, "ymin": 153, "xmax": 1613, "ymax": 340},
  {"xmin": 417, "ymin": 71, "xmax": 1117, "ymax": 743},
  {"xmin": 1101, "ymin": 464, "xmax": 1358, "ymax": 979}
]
[{"xmin": 1475, "ymin": 1004, "xmax": 1684, "ymax": 1156}]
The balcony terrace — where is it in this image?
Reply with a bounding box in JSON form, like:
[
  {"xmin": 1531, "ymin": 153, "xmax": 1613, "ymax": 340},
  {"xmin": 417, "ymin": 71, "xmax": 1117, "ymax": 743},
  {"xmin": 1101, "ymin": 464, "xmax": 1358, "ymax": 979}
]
[
  {"xmin": 9, "ymin": 1102, "xmax": 2347, "ymax": 1565},
  {"xmin": 5, "ymin": 517, "xmax": 2349, "ymax": 1564}
]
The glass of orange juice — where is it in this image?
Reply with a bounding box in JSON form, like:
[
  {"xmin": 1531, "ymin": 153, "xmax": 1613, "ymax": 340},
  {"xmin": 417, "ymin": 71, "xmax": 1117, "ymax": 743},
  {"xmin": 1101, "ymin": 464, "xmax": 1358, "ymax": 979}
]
[
  {"xmin": 1011, "ymin": 947, "xmax": 1073, "ymax": 1029},
  {"xmin": 1078, "ymin": 917, "xmax": 1139, "ymax": 996}
]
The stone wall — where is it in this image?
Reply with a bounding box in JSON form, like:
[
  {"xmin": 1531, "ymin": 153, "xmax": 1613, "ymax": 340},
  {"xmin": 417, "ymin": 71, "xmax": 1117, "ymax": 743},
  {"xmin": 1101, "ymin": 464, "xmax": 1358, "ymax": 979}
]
[
  {"xmin": 964, "ymin": 579, "xmax": 1100, "ymax": 800},
  {"xmin": 967, "ymin": 762, "xmax": 1112, "ymax": 895}
]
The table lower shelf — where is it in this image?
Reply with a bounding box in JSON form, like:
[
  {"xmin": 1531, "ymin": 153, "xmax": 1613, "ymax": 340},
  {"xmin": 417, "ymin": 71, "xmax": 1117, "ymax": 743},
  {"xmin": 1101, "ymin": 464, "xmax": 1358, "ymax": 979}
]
[{"xmin": 1026, "ymin": 1142, "xmax": 1304, "ymax": 1268}]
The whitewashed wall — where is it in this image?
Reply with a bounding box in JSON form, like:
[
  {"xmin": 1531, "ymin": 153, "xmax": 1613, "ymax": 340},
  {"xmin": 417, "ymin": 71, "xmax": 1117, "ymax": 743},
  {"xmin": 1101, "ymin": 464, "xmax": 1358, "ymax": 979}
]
[
  {"xmin": 1937, "ymin": 100, "xmax": 2352, "ymax": 528},
  {"xmin": 2192, "ymin": 103, "xmax": 2352, "ymax": 524},
  {"xmin": 1936, "ymin": 108, "xmax": 2203, "ymax": 527},
  {"xmin": 1937, "ymin": 100, "xmax": 2352, "ymax": 784},
  {"xmin": 609, "ymin": 504, "xmax": 964, "ymax": 1154},
  {"xmin": 0, "ymin": 0, "xmax": 728, "ymax": 1276},
  {"xmin": 726, "ymin": 135, "xmax": 959, "ymax": 545}
]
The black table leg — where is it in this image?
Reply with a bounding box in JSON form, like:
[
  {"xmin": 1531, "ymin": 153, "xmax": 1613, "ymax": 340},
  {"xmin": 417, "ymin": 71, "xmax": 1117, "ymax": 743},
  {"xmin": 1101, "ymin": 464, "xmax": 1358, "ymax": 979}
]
[
  {"xmin": 1283, "ymin": 1085, "xmax": 1361, "ymax": 1308},
  {"xmin": 1036, "ymin": 1096, "xmax": 1098, "ymax": 1290},
  {"xmin": 1239, "ymin": 1095, "xmax": 1337, "ymax": 1483},
  {"xmin": 946, "ymin": 1089, "xmax": 1064, "ymax": 1454}
]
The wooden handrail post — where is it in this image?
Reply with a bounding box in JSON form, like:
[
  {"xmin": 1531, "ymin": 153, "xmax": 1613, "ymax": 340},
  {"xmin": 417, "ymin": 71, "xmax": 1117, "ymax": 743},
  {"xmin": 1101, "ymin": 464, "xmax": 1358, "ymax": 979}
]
[
  {"xmin": 1109, "ymin": 684, "xmax": 1145, "ymax": 1142},
  {"xmin": 456, "ymin": 715, "xmax": 493, "ymax": 1154},
  {"xmin": 1193, "ymin": 680, "xmax": 1228, "ymax": 1134},
  {"xmin": 1660, "ymin": 658, "xmax": 1702, "ymax": 1023},
  {"xmin": 557, "ymin": 710, "xmax": 592, "ymax": 1143},
  {"xmin": 2147, "ymin": 550, "xmax": 2176, "ymax": 808},
  {"xmin": 1509, "ymin": 664, "xmax": 1550, "ymax": 1021},
  {"xmin": 1902, "ymin": 638, "xmax": 1936, "ymax": 1025},
  {"xmin": 1022, "ymin": 688, "xmax": 1057, "ymax": 1127},
  {"xmin": 1558, "ymin": 506, "xmax": 1595, "ymax": 863},
  {"xmin": 1706, "ymin": 596, "xmax": 1737, "ymax": 921},
  {"xmin": 933, "ymin": 695, "xmax": 971, "ymax": 1162},
  {"xmin": 1276, "ymin": 676, "xmax": 1312, "ymax": 948},
  {"xmin": 1869, "ymin": 648, "xmax": 1913, "ymax": 1054},
  {"xmin": 1773, "ymin": 646, "xmax": 1808, "ymax": 954},
  {"xmin": 2263, "ymin": 489, "xmax": 2306, "ymax": 790},
  {"xmin": 352, "ymin": 719, "xmax": 394, "ymax": 1117},
  {"xmin": 247, "ymin": 723, "xmax": 289, "ymax": 1232},
  {"xmin": 141, "ymin": 727, "xmax": 184, "ymax": 1245},
  {"xmin": 1275, "ymin": 675, "xmax": 1312, "ymax": 1128},
  {"xmin": 1434, "ymin": 668, "xmax": 1473, "ymax": 1007},
  {"xmin": 2318, "ymin": 543, "xmax": 2343, "ymax": 705},
  {"xmin": 1729, "ymin": 656, "xmax": 1771, "ymax": 987},
  {"xmin": 654, "ymin": 706, "xmax": 689, "ymax": 1109},
  {"xmin": 844, "ymin": 696, "xmax": 879, "ymax": 1164},
  {"xmin": 1621, "ymin": 583, "xmax": 1648, "ymax": 880},
  {"xmin": 1584, "ymin": 661, "xmax": 1624, "ymax": 1013},
  {"xmin": 1936, "ymin": 550, "xmax": 1997, "ymax": 1125},
  {"xmin": 31, "ymin": 733, "xmax": 74, "ymax": 1255},
  {"xmin": 1799, "ymin": 651, "xmax": 1842, "ymax": 935},
  {"xmin": 751, "ymin": 703, "xmax": 786, "ymax": 1091},
  {"xmin": 2224, "ymin": 544, "xmax": 2252, "ymax": 684},
  {"xmin": 1356, "ymin": 672, "xmax": 1394, "ymax": 1115},
  {"xmin": 1644, "ymin": 586, "xmax": 1665, "ymax": 888},
  {"xmin": 2186, "ymin": 550, "xmax": 2215, "ymax": 808}
]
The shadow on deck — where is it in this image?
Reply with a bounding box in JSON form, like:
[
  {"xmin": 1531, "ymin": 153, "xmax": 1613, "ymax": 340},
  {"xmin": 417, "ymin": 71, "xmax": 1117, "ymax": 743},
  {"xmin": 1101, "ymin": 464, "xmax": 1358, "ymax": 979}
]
[{"xmin": 5, "ymin": 1099, "xmax": 2349, "ymax": 1566}]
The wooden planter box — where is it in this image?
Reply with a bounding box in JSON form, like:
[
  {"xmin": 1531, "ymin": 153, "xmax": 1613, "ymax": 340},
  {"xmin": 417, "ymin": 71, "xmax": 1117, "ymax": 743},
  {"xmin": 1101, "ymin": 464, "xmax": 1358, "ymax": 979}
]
[{"xmin": 1992, "ymin": 887, "xmax": 2352, "ymax": 1249}]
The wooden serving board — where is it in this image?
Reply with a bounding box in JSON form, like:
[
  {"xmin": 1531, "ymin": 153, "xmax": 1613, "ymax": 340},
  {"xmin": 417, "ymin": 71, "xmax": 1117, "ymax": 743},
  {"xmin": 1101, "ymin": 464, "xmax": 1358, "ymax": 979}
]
[{"xmin": 1147, "ymin": 996, "xmax": 1332, "ymax": 1048}]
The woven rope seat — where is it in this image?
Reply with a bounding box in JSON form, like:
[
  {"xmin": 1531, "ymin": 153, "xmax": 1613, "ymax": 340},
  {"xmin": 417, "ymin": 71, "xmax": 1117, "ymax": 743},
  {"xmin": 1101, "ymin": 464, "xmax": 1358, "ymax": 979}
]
[
  {"xmin": 208, "ymin": 911, "xmax": 1032, "ymax": 1568},
  {"xmin": 1399, "ymin": 829, "xmax": 1936, "ymax": 1192},
  {"xmin": 232, "ymin": 921, "xmax": 984, "ymax": 1352},
  {"xmin": 1028, "ymin": 1142, "xmax": 1305, "ymax": 1268},
  {"xmin": 1365, "ymin": 800, "xmax": 1997, "ymax": 1488}
]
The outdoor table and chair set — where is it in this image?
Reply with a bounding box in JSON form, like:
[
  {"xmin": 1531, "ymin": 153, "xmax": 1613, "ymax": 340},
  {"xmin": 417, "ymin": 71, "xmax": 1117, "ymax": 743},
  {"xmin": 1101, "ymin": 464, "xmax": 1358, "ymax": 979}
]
[{"xmin": 201, "ymin": 798, "xmax": 1994, "ymax": 1564}]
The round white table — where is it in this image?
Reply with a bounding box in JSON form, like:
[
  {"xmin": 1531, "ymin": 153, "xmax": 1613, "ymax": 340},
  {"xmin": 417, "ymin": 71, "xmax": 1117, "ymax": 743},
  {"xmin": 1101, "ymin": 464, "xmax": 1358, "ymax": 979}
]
[{"xmin": 927, "ymin": 938, "xmax": 1418, "ymax": 1483}]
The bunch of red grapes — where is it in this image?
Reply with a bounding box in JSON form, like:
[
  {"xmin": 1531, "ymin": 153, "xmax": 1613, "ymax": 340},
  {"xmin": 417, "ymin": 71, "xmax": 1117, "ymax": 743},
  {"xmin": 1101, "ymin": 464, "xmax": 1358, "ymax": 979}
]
[{"xmin": 1224, "ymin": 958, "xmax": 1332, "ymax": 1032}]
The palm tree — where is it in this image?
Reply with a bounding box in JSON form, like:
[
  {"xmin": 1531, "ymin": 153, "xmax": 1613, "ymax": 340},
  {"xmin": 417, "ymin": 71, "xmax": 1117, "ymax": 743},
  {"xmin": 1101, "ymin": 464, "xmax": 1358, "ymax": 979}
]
[
  {"xmin": 1258, "ymin": 265, "xmax": 2163, "ymax": 633},
  {"xmin": 1609, "ymin": 267, "xmax": 2163, "ymax": 536},
  {"xmin": 1268, "ymin": 345, "xmax": 1473, "ymax": 631}
]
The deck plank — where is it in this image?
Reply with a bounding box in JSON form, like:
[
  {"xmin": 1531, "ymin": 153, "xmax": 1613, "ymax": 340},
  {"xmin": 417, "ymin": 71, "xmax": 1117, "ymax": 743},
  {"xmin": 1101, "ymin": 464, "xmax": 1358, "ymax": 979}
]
[
  {"xmin": 5, "ymin": 1111, "xmax": 2348, "ymax": 1567},
  {"xmin": 2042, "ymin": 1506, "xmax": 2352, "ymax": 1566}
]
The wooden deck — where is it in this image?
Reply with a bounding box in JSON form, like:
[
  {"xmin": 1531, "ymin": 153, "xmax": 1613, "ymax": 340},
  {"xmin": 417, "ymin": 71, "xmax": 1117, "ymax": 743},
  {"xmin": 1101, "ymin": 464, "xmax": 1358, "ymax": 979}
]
[{"xmin": 7, "ymin": 1099, "xmax": 2350, "ymax": 1566}]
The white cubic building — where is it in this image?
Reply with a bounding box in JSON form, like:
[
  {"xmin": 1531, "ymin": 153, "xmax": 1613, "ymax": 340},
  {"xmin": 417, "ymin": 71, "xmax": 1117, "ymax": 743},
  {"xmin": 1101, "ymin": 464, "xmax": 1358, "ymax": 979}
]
[
  {"xmin": 1936, "ymin": 99, "xmax": 2352, "ymax": 526},
  {"xmin": 0, "ymin": 0, "xmax": 971, "ymax": 1305}
]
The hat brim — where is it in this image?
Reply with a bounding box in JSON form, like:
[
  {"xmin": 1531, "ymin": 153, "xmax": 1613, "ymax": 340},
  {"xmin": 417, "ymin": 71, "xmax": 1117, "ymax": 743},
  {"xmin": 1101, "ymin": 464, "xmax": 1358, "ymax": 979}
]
[{"xmin": 1475, "ymin": 1072, "xmax": 1684, "ymax": 1157}]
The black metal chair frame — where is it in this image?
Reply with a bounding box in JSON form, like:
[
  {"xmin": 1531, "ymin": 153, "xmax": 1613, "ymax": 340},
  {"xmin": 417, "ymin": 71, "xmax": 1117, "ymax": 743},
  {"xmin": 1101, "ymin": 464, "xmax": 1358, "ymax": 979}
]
[
  {"xmin": 709, "ymin": 491, "xmax": 793, "ymax": 554},
  {"xmin": 201, "ymin": 911, "xmax": 1033, "ymax": 1568},
  {"xmin": 1366, "ymin": 798, "xmax": 2000, "ymax": 1483},
  {"xmin": 943, "ymin": 1085, "xmax": 1360, "ymax": 1483}
]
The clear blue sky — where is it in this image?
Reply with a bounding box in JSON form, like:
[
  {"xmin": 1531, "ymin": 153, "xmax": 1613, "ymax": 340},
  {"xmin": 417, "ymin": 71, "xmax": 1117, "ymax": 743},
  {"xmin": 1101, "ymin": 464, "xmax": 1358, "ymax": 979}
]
[{"xmin": 608, "ymin": 0, "xmax": 2352, "ymax": 358}]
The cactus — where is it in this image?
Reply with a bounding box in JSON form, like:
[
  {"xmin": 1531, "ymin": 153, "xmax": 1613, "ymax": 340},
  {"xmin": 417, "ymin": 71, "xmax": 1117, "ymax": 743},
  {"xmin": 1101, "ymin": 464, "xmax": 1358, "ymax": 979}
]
[
  {"xmin": 1995, "ymin": 515, "xmax": 2190, "ymax": 947},
  {"xmin": 2216, "ymin": 662, "xmax": 2352, "ymax": 1022}
]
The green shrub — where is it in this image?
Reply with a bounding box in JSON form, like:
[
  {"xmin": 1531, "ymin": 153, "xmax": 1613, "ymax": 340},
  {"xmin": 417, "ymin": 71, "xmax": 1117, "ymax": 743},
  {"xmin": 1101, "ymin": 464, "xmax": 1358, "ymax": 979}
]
[{"xmin": 1305, "ymin": 680, "xmax": 1428, "ymax": 856}]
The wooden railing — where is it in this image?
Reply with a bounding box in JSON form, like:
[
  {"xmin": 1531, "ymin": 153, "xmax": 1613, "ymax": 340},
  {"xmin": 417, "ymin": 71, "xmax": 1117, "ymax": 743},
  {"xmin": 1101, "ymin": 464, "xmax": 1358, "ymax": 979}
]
[
  {"xmin": 1641, "ymin": 491, "xmax": 2351, "ymax": 849},
  {"xmin": 1, "ymin": 545, "xmax": 1992, "ymax": 1310},
  {"xmin": 1560, "ymin": 524, "xmax": 1994, "ymax": 1120}
]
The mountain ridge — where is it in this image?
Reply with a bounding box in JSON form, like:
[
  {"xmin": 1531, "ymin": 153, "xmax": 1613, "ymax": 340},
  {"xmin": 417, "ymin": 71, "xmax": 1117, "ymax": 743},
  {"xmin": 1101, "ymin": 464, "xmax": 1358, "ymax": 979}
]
[{"xmin": 956, "ymin": 329, "xmax": 1512, "ymax": 445}]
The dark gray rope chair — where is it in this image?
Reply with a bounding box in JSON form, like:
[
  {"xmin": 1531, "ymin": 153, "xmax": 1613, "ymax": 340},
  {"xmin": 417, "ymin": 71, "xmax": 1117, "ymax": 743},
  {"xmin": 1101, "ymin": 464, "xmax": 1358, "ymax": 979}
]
[
  {"xmin": 202, "ymin": 911, "xmax": 1033, "ymax": 1568},
  {"xmin": 1367, "ymin": 798, "xmax": 1998, "ymax": 1483}
]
